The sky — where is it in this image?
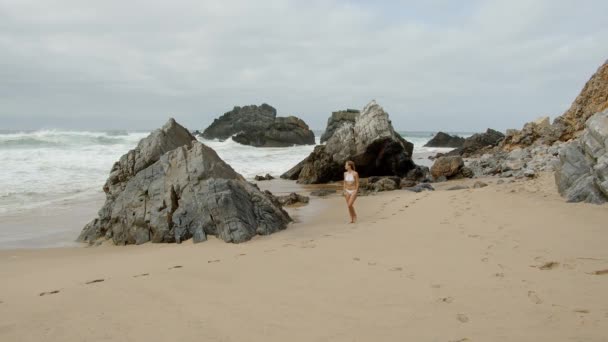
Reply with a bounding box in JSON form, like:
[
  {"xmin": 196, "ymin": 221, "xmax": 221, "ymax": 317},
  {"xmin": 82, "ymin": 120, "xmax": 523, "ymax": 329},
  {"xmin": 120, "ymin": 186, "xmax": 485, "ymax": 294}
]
[{"xmin": 1, "ymin": 0, "xmax": 607, "ymax": 132}]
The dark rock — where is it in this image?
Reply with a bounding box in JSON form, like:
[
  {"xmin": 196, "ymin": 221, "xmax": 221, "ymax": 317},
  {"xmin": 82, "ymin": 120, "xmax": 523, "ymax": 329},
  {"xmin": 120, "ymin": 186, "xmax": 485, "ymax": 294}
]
[
  {"xmin": 202, "ymin": 104, "xmax": 315, "ymax": 147},
  {"xmin": 276, "ymin": 193, "xmax": 310, "ymax": 206},
  {"xmin": 424, "ymin": 132, "xmax": 465, "ymax": 148},
  {"xmin": 232, "ymin": 116, "xmax": 315, "ymax": 147},
  {"xmin": 448, "ymin": 129, "xmax": 505, "ymax": 157},
  {"xmin": 320, "ymin": 109, "xmax": 360, "ymax": 143},
  {"xmin": 282, "ymin": 100, "xmax": 416, "ymax": 183},
  {"xmin": 310, "ymin": 189, "xmax": 337, "ymax": 197},
  {"xmin": 404, "ymin": 165, "xmax": 431, "ymax": 182},
  {"xmin": 79, "ymin": 119, "xmax": 291, "ymax": 246},
  {"xmin": 404, "ymin": 183, "xmax": 435, "ymax": 193},
  {"xmin": 254, "ymin": 174, "xmax": 275, "ymax": 181},
  {"xmin": 202, "ymin": 104, "xmax": 276, "ymax": 141}
]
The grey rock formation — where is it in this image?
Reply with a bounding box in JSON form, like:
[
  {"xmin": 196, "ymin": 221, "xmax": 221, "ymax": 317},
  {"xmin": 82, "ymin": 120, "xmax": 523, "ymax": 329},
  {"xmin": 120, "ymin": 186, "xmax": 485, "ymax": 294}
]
[
  {"xmin": 103, "ymin": 118, "xmax": 197, "ymax": 197},
  {"xmin": 202, "ymin": 104, "xmax": 315, "ymax": 147},
  {"xmin": 320, "ymin": 109, "xmax": 360, "ymax": 143},
  {"xmin": 80, "ymin": 119, "xmax": 291, "ymax": 245},
  {"xmin": 555, "ymin": 110, "xmax": 608, "ymax": 204},
  {"xmin": 448, "ymin": 129, "xmax": 505, "ymax": 157},
  {"xmin": 281, "ymin": 100, "xmax": 415, "ymax": 183},
  {"xmin": 424, "ymin": 132, "xmax": 465, "ymax": 148}
]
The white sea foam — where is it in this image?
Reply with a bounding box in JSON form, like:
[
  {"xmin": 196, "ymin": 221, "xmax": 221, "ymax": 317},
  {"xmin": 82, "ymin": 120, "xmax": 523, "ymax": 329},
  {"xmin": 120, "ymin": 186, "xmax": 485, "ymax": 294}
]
[{"xmin": 0, "ymin": 130, "xmax": 468, "ymax": 216}]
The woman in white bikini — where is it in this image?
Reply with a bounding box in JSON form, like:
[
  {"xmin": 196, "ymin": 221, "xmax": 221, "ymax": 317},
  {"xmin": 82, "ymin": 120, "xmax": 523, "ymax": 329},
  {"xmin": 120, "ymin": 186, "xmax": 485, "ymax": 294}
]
[{"xmin": 343, "ymin": 160, "xmax": 359, "ymax": 223}]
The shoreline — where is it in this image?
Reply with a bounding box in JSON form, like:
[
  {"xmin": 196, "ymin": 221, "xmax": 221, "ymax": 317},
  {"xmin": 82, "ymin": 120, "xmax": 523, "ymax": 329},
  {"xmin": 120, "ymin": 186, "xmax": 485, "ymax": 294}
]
[{"xmin": 1, "ymin": 173, "xmax": 607, "ymax": 341}]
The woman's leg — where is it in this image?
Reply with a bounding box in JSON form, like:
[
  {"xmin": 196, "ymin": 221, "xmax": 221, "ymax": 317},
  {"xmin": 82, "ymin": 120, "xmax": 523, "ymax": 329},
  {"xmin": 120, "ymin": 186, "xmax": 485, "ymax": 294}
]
[
  {"xmin": 344, "ymin": 193, "xmax": 355, "ymax": 222},
  {"xmin": 347, "ymin": 193, "xmax": 357, "ymax": 222}
]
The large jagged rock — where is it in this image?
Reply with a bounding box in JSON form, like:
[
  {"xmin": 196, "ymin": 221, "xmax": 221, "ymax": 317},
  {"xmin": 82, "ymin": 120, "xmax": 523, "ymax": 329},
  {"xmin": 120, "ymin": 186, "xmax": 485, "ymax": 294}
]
[
  {"xmin": 424, "ymin": 132, "xmax": 465, "ymax": 148},
  {"xmin": 103, "ymin": 118, "xmax": 197, "ymax": 198},
  {"xmin": 79, "ymin": 119, "xmax": 291, "ymax": 245},
  {"xmin": 232, "ymin": 116, "xmax": 315, "ymax": 147},
  {"xmin": 281, "ymin": 100, "xmax": 415, "ymax": 184},
  {"xmin": 448, "ymin": 128, "xmax": 505, "ymax": 157},
  {"xmin": 320, "ymin": 109, "xmax": 360, "ymax": 143},
  {"xmin": 555, "ymin": 60, "xmax": 608, "ymax": 141},
  {"xmin": 555, "ymin": 109, "xmax": 608, "ymax": 204},
  {"xmin": 501, "ymin": 116, "xmax": 561, "ymax": 149},
  {"xmin": 201, "ymin": 104, "xmax": 315, "ymax": 147}
]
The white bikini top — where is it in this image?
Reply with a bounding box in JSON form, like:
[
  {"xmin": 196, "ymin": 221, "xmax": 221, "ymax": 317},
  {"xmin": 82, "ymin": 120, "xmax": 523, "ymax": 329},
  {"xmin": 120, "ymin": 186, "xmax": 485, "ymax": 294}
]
[{"xmin": 345, "ymin": 172, "xmax": 355, "ymax": 182}]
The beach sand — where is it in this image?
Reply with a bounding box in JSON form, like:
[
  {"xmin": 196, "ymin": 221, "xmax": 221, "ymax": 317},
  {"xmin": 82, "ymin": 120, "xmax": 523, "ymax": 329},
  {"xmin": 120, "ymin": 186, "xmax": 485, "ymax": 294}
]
[{"xmin": 0, "ymin": 173, "xmax": 607, "ymax": 341}]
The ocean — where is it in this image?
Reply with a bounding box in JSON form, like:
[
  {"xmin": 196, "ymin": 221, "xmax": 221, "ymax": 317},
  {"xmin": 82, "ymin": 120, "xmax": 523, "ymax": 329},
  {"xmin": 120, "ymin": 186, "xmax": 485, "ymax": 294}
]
[{"xmin": 0, "ymin": 129, "xmax": 467, "ymax": 248}]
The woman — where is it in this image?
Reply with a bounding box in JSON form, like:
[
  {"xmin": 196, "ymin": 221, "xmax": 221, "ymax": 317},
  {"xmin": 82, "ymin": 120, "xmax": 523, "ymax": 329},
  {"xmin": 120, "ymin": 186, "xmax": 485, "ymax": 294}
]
[{"xmin": 343, "ymin": 160, "xmax": 359, "ymax": 223}]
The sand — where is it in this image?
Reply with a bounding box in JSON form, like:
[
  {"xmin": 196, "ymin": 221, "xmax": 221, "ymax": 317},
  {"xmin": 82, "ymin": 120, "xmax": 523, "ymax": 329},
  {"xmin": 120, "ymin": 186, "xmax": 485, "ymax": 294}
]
[{"xmin": 0, "ymin": 173, "xmax": 607, "ymax": 341}]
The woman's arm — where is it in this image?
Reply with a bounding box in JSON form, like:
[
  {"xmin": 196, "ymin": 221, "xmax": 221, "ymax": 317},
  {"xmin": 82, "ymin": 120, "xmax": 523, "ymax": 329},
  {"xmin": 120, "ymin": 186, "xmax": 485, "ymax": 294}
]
[{"xmin": 355, "ymin": 172, "xmax": 360, "ymax": 190}]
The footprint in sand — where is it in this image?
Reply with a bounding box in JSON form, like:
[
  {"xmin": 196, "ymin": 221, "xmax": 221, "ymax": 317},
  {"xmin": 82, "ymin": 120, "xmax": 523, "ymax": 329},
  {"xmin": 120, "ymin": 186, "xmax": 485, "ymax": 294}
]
[
  {"xmin": 588, "ymin": 269, "xmax": 608, "ymax": 275},
  {"xmin": 431, "ymin": 284, "xmax": 441, "ymax": 289},
  {"xmin": 573, "ymin": 309, "xmax": 590, "ymax": 314},
  {"xmin": 481, "ymin": 257, "xmax": 489, "ymax": 263},
  {"xmin": 494, "ymin": 272, "xmax": 505, "ymax": 278},
  {"xmin": 208, "ymin": 259, "xmax": 221, "ymax": 263},
  {"xmin": 85, "ymin": 279, "xmax": 105, "ymax": 285},
  {"xmin": 282, "ymin": 243, "xmax": 295, "ymax": 247},
  {"xmin": 449, "ymin": 339, "xmax": 470, "ymax": 342},
  {"xmin": 389, "ymin": 267, "xmax": 403, "ymax": 272},
  {"xmin": 456, "ymin": 314, "xmax": 469, "ymax": 323},
  {"xmin": 439, "ymin": 296, "xmax": 454, "ymax": 303},
  {"xmin": 264, "ymin": 249, "xmax": 276, "ymax": 253},
  {"xmin": 538, "ymin": 261, "xmax": 559, "ymax": 270},
  {"xmin": 133, "ymin": 273, "xmax": 149, "ymax": 278},
  {"xmin": 39, "ymin": 290, "xmax": 60, "ymax": 296},
  {"xmin": 367, "ymin": 262, "xmax": 377, "ymax": 266},
  {"xmin": 353, "ymin": 257, "xmax": 360, "ymax": 261},
  {"xmin": 528, "ymin": 291, "xmax": 543, "ymax": 304},
  {"xmin": 168, "ymin": 265, "xmax": 183, "ymax": 270}
]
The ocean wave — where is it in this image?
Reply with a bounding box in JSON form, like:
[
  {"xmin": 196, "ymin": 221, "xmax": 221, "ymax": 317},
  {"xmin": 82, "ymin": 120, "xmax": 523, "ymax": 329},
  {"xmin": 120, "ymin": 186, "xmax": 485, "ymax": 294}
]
[{"xmin": 0, "ymin": 130, "xmax": 147, "ymax": 148}]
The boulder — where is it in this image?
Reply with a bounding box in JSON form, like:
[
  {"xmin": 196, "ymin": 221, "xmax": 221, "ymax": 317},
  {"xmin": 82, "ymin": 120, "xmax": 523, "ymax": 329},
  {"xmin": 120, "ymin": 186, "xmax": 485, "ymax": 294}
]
[
  {"xmin": 367, "ymin": 177, "xmax": 400, "ymax": 192},
  {"xmin": 79, "ymin": 119, "xmax": 291, "ymax": 245},
  {"xmin": 276, "ymin": 193, "xmax": 310, "ymax": 206},
  {"xmin": 555, "ymin": 109, "xmax": 608, "ymax": 204},
  {"xmin": 202, "ymin": 104, "xmax": 276, "ymax": 141},
  {"xmin": 404, "ymin": 165, "xmax": 431, "ymax": 183},
  {"xmin": 447, "ymin": 185, "xmax": 470, "ymax": 191},
  {"xmin": 320, "ymin": 109, "xmax": 360, "ymax": 143},
  {"xmin": 202, "ymin": 104, "xmax": 315, "ymax": 147},
  {"xmin": 233, "ymin": 116, "xmax": 315, "ymax": 147},
  {"xmin": 430, "ymin": 156, "xmax": 464, "ymax": 179},
  {"xmin": 281, "ymin": 100, "xmax": 416, "ymax": 183},
  {"xmin": 448, "ymin": 129, "xmax": 505, "ymax": 157},
  {"xmin": 424, "ymin": 132, "xmax": 465, "ymax": 148}
]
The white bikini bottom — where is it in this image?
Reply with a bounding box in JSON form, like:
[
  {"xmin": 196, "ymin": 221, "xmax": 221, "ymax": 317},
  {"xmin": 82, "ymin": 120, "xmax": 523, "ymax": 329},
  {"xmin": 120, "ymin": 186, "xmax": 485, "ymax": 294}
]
[{"xmin": 344, "ymin": 189, "xmax": 356, "ymax": 195}]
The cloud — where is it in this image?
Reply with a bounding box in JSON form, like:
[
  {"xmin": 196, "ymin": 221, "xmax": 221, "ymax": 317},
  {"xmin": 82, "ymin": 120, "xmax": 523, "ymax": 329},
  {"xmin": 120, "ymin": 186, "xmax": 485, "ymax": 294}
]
[{"xmin": 0, "ymin": 0, "xmax": 607, "ymax": 131}]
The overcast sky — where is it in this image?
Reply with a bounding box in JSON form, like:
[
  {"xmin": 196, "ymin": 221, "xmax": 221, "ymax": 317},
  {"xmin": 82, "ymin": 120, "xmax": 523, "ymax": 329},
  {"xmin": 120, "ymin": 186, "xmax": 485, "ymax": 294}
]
[{"xmin": 1, "ymin": 0, "xmax": 607, "ymax": 132}]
